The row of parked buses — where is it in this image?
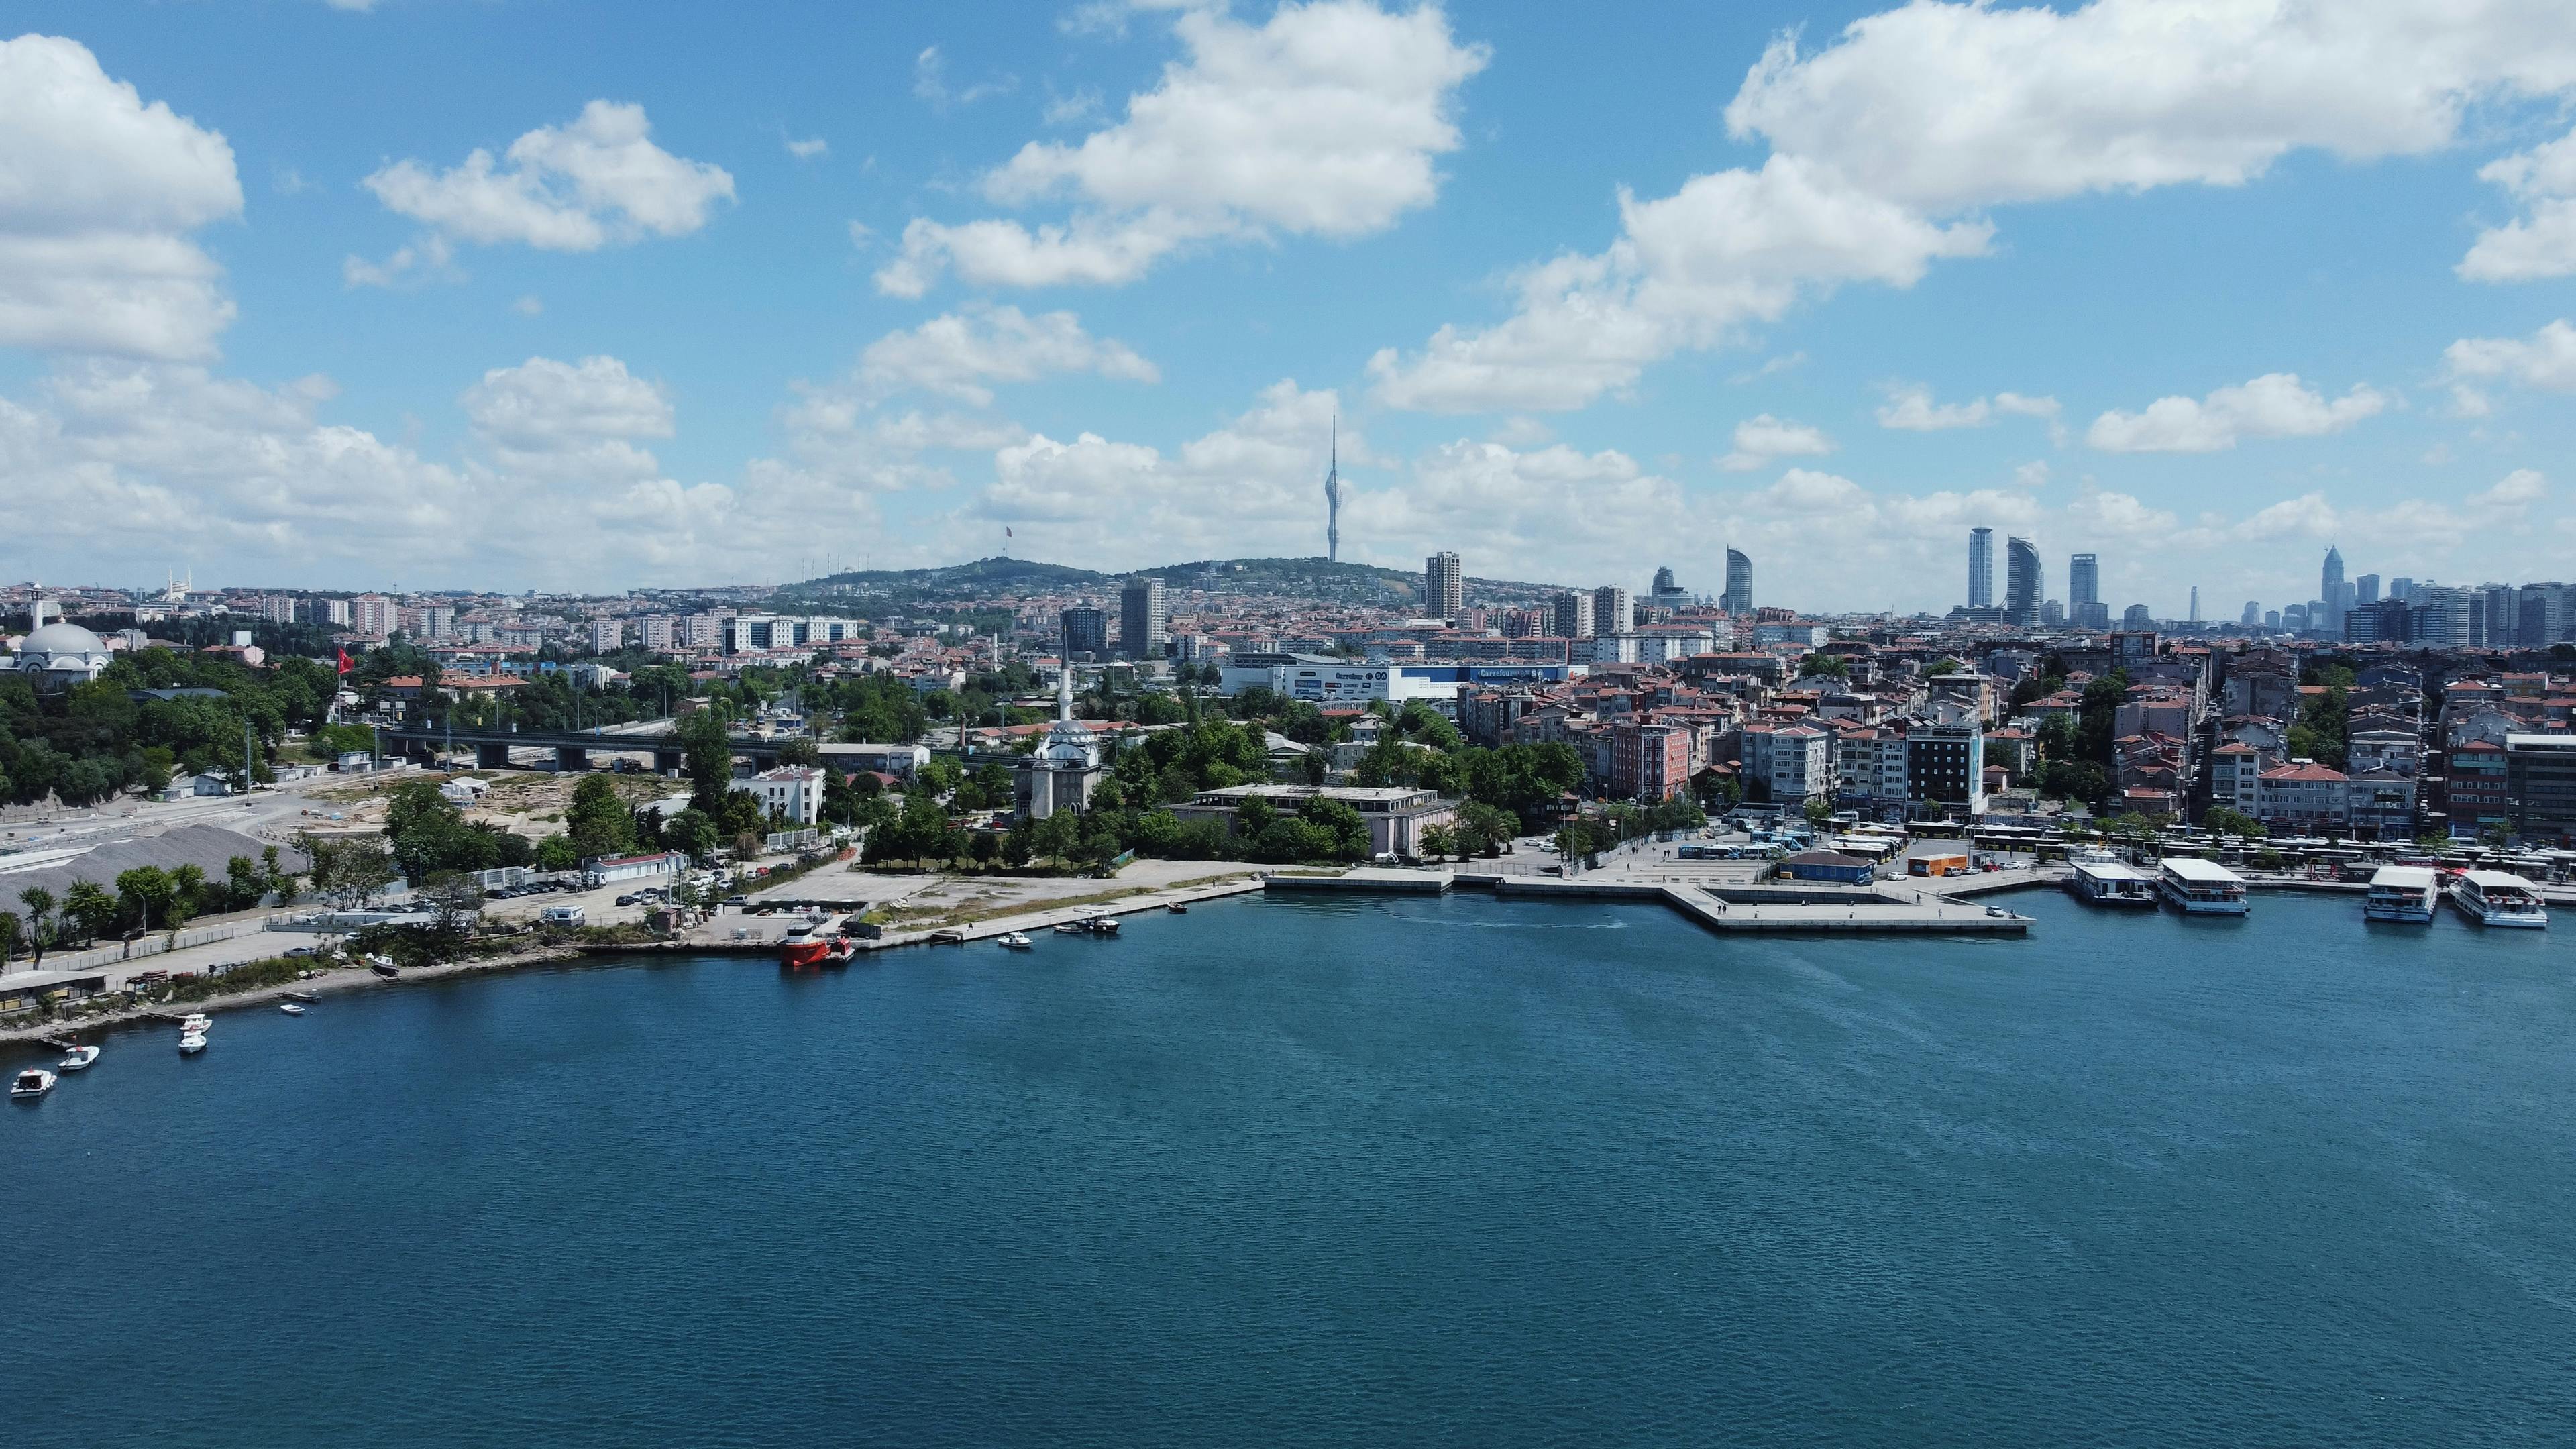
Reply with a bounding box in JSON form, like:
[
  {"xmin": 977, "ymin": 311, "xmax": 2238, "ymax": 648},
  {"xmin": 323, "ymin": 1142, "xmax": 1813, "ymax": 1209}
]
[{"xmin": 2063, "ymin": 851, "xmax": 2549, "ymax": 928}]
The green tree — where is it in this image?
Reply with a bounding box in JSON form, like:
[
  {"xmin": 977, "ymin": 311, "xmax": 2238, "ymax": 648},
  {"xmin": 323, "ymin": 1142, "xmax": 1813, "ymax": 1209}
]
[
  {"xmin": 64, "ymin": 879, "xmax": 118, "ymax": 945},
  {"xmin": 678, "ymin": 707, "xmax": 737, "ymax": 813},
  {"xmin": 168, "ymin": 864, "xmax": 207, "ymax": 929},
  {"xmin": 2202, "ymin": 807, "xmax": 2265, "ymax": 839},
  {"xmin": 1803, "ymin": 795, "xmax": 1834, "ymax": 829},
  {"xmin": 1419, "ymin": 824, "xmax": 1455, "ymax": 861},
  {"xmin": 663, "ymin": 807, "xmax": 722, "ymax": 861},
  {"xmin": 227, "ymin": 854, "xmax": 262, "ymax": 911},
  {"xmin": 566, "ymin": 773, "xmax": 637, "ymax": 859},
  {"xmin": 1300, "ymin": 796, "xmax": 1371, "ymax": 862},
  {"xmin": 116, "ymin": 866, "xmax": 176, "ymax": 932},
  {"xmin": 18, "ymin": 885, "xmax": 56, "ymax": 967},
  {"xmin": 536, "ymin": 834, "xmax": 581, "ymax": 872},
  {"xmin": 0, "ymin": 909, "xmax": 19, "ymax": 962}
]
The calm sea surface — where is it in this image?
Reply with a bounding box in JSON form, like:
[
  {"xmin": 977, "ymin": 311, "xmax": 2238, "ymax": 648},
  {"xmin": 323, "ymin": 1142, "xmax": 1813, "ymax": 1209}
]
[{"xmin": 10, "ymin": 890, "xmax": 2575, "ymax": 1446}]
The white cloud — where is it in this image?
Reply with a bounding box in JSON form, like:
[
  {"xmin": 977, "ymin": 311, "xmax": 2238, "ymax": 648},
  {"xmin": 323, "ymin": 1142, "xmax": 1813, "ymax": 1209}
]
[
  {"xmin": 1717, "ymin": 414, "xmax": 1833, "ymax": 472},
  {"xmin": 2475, "ymin": 467, "xmax": 2548, "ymax": 508},
  {"xmin": 2444, "ymin": 317, "xmax": 2576, "ymax": 394},
  {"xmin": 1372, "ymin": 0, "xmax": 2576, "ymax": 413},
  {"xmin": 1043, "ymin": 87, "xmax": 1103, "ymax": 127},
  {"xmin": 342, "ymin": 233, "xmax": 455, "ymax": 288},
  {"xmin": 912, "ymin": 46, "xmax": 1016, "ymax": 110},
  {"xmin": 1371, "ymin": 158, "xmax": 1986, "ymax": 411},
  {"xmin": 2462, "ymin": 125, "xmax": 2576, "ymax": 281},
  {"xmin": 323, "ymin": 0, "xmax": 377, "ymax": 11},
  {"xmin": 785, "ymin": 135, "xmax": 829, "ymax": 161},
  {"xmin": 1876, "ymin": 384, "xmax": 2061, "ymax": 433},
  {"xmin": 880, "ymin": 0, "xmax": 1487, "ymax": 295},
  {"xmin": 460, "ymin": 355, "xmax": 674, "ymax": 488},
  {"xmin": 2013, "ymin": 460, "xmax": 2051, "ymax": 489},
  {"xmin": 0, "ymin": 35, "xmax": 243, "ymax": 360},
  {"xmin": 855, "ymin": 305, "xmax": 1159, "ymax": 407},
  {"xmin": 2085, "ymin": 373, "xmax": 2388, "ymax": 453},
  {"xmin": 511, "ymin": 294, "xmax": 543, "ymax": 317},
  {"xmin": 362, "ymin": 101, "xmax": 734, "ymax": 252}
]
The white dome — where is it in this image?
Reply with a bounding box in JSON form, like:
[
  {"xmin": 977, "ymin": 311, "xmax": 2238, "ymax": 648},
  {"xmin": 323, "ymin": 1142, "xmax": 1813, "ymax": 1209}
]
[{"xmin": 21, "ymin": 621, "xmax": 107, "ymax": 658}]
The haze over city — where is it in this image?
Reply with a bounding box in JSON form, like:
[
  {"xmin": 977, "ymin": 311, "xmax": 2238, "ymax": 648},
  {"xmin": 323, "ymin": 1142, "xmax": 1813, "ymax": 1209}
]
[{"xmin": 7, "ymin": 1, "xmax": 2576, "ymax": 610}]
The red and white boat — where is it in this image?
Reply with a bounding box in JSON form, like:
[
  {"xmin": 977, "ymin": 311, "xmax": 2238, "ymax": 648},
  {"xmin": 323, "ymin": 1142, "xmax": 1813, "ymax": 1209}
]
[{"xmin": 779, "ymin": 919, "xmax": 855, "ymax": 969}]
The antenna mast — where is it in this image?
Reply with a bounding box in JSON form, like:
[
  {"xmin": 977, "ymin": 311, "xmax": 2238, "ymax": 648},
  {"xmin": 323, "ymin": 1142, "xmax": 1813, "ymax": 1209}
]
[{"xmin": 1324, "ymin": 415, "xmax": 1341, "ymax": 565}]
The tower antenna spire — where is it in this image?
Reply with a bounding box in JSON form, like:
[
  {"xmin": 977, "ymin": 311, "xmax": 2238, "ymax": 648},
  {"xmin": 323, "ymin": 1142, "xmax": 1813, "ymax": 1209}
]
[{"xmin": 1324, "ymin": 415, "xmax": 1341, "ymax": 564}]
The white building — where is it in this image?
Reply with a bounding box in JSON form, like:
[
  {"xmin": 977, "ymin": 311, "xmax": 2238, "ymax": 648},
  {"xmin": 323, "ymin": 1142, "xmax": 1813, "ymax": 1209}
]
[
  {"xmin": 1741, "ymin": 722, "xmax": 1833, "ymax": 803},
  {"xmin": 741, "ymin": 765, "xmax": 824, "ymax": 826},
  {"xmin": 589, "ymin": 619, "xmax": 624, "ymax": 653}
]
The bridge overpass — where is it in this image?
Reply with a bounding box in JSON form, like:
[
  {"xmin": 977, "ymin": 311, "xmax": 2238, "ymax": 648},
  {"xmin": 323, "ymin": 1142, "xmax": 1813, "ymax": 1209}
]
[{"xmin": 375, "ymin": 723, "xmax": 796, "ymax": 773}]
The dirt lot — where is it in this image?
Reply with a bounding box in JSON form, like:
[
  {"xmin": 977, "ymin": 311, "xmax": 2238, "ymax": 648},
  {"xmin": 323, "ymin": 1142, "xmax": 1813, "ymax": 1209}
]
[{"xmin": 305, "ymin": 769, "xmax": 680, "ymax": 839}]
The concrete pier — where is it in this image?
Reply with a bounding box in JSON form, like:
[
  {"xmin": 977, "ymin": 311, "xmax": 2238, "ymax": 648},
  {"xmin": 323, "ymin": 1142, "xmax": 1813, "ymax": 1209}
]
[{"xmin": 1267, "ymin": 869, "xmax": 2030, "ymax": 934}]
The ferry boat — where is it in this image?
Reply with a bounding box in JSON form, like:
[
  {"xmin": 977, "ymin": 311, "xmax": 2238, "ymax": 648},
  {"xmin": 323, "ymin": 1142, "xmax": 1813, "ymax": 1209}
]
[
  {"xmin": 2451, "ymin": 870, "xmax": 2550, "ymax": 929},
  {"xmin": 11, "ymin": 1067, "xmax": 55, "ymax": 1099},
  {"xmin": 2156, "ymin": 857, "xmax": 2249, "ymax": 915},
  {"xmin": 2065, "ymin": 860, "xmax": 2157, "ymax": 906},
  {"xmin": 59, "ymin": 1044, "xmax": 100, "ymax": 1073},
  {"xmin": 2363, "ymin": 865, "xmax": 2440, "ymax": 924}
]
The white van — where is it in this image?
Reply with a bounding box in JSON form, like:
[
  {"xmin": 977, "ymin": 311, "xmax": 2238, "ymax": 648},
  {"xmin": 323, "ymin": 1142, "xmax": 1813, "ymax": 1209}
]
[{"xmin": 539, "ymin": 904, "xmax": 586, "ymax": 927}]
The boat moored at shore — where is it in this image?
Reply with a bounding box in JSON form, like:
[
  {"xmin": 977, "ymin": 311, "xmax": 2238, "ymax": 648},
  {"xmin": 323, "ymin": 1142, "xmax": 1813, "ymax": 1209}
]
[
  {"xmin": 58, "ymin": 1044, "xmax": 100, "ymax": 1072},
  {"xmin": 2452, "ymin": 871, "xmax": 2549, "ymax": 928},
  {"xmin": 2363, "ymin": 865, "xmax": 2440, "ymax": 924},
  {"xmin": 11, "ymin": 1067, "xmax": 54, "ymax": 1099},
  {"xmin": 2066, "ymin": 860, "xmax": 2157, "ymax": 906},
  {"xmin": 2157, "ymin": 857, "xmax": 2249, "ymax": 915}
]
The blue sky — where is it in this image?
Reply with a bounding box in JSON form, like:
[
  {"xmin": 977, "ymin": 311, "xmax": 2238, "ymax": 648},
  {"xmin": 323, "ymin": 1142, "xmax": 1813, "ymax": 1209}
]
[{"xmin": 5, "ymin": 1, "xmax": 2575, "ymax": 614}]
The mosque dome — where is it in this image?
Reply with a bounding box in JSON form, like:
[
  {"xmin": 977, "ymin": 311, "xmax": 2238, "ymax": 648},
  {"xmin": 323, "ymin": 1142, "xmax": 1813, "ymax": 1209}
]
[{"xmin": 21, "ymin": 621, "xmax": 108, "ymax": 659}]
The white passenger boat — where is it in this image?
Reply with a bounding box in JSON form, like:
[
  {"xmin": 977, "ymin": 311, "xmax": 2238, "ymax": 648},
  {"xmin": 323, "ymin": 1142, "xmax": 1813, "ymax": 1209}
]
[
  {"xmin": 179, "ymin": 1013, "xmax": 212, "ymax": 1034},
  {"xmin": 58, "ymin": 1044, "xmax": 101, "ymax": 1072},
  {"xmin": 2363, "ymin": 865, "xmax": 2440, "ymax": 924},
  {"xmin": 2451, "ymin": 870, "xmax": 2550, "ymax": 929},
  {"xmin": 2065, "ymin": 860, "xmax": 2157, "ymax": 906},
  {"xmin": 999, "ymin": 932, "xmax": 1034, "ymax": 950},
  {"xmin": 178, "ymin": 1032, "xmax": 207, "ymax": 1055},
  {"xmin": 2157, "ymin": 857, "xmax": 2249, "ymax": 915},
  {"xmin": 11, "ymin": 1067, "xmax": 55, "ymax": 1099}
]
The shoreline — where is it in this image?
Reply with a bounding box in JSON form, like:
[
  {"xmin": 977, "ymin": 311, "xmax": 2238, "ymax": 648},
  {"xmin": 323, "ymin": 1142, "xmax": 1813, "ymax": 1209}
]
[{"xmin": 1, "ymin": 944, "xmax": 584, "ymax": 1049}]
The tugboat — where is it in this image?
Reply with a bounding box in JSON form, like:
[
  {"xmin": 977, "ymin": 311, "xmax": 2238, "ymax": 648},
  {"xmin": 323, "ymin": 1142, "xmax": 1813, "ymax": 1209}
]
[{"xmin": 779, "ymin": 920, "xmax": 834, "ymax": 970}]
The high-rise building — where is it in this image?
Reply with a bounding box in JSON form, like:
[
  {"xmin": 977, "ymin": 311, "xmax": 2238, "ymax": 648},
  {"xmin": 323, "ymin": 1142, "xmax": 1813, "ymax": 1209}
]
[
  {"xmin": 1591, "ymin": 585, "xmax": 1631, "ymax": 637},
  {"xmin": 421, "ymin": 604, "xmax": 455, "ymax": 640},
  {"xmin": 323, "ymin": 598, "xmax": 353, "ymax": 627},
  {"xmin": 1060, "ymin": 605, "xmax": 1108, "ymax": 661},
  {"xmin": 2416, "ymin": 586, "xmax": 2471, "ymax": 648},
  {"xmin": 588, "ymin": 619, "xmax": 623, "ymax": 653},
  {"xmin": 640, "ymin": 616, "xmax": 678, "ymax": 651},
  {"xmin": 2040, "ymin": 599, "xmax": 2065, "ymax": 627},
  {"xmin": 1423, "ymin": 552, "xmax": 1463, "ymax": 620},
  {"xmin": 2004, "ymin": 537, "xmax": 2043, "ymax": 627},
  {"xmin": 1120, "ymin": 576, "xmax": 1167, "ymax": 660},
  {"xmin": 2241, "ymin": 600, "xmax": 2261, "ymax": 627},
  {"xmin": 2355, "ymin": 574, "xmax": 2380, "ymax": 607},
  {"xmin": 1552, "ymin": 592, "xmax": 1594, "ymax": 640},
  {"xmin": 259, "ymin": 595, "xmax": 298, "ymax": 625},
  {"xmin": 1968, "ymin": 527, "xmax": 1995, "ymax": 609},
  {"xmin": 1722, "ymin": 549, "xmax": 1753, "ymax": 615},
  {"xmin": 2320, "ymin": 545, "xmax": 2347, "ymax": 631},
  {"xmin": 2389, "ymin": 576, "xmax": 2416, "ymax": 605},
  {"xmin": 349, "ymin": 593, "xmax": 396, "ymax": 637},
  {"xmin": 1650, "ymin": 566, "xmax": 1690, "ymax": 606},
  {"xmin": 2068, "ymin": 552, "xmax": 2098, "ymax": 608},
  {"xmin": 2520, "ymin": 583, "xmax": 2566, "ymax": 647},
  {"xmin": 2189, "ymin": 586, "xmax": 2200, "ymax": 624},
  {"xmin": 2122, "ymin": 603, "xmax": 2153, "ymax": 629}
]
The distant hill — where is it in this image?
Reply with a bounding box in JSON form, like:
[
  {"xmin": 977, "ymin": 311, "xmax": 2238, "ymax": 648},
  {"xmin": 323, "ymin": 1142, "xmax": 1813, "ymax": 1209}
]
[{"xmin": 768, "ymin": 554, "xmax": 1574, "ymax": 610}]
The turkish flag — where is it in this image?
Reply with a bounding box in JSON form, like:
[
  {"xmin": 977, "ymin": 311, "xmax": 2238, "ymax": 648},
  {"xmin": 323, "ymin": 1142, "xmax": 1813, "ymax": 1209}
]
[{"xmin": 336, "ymin": 647, "xmax": 353, "ymax": 676}]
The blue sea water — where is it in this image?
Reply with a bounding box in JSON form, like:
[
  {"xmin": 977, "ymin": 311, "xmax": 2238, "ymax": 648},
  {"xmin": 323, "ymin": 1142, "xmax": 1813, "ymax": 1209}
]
[{"xmin": 9, "ymin": 889, "xmax": 2575, "ymax": 1446}]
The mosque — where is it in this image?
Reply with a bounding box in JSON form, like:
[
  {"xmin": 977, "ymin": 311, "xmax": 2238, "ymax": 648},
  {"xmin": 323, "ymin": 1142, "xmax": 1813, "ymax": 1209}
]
[
  {"xmin": 1016, "ymin": 641, "xmax": 1103, "ymax": 820},
  {"xmin": 8, "ymin": 602, "xmax": 113, "ymax": 693}
]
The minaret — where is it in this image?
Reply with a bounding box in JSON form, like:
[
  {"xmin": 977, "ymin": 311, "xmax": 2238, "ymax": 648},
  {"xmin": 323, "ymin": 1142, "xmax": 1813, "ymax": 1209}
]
[
  {"xmin": 1323, "ymin": 415, "xmax": 1341, "ymax": 564},
  {"xmin": 1057, "ymin": 633, "xmax": 1075, "ymax": 723}
]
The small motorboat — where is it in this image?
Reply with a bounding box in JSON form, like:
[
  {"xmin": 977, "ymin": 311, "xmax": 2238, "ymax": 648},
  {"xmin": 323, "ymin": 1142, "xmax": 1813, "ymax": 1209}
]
[
  {"xmin": 11, "ymin": 1067, "xmax": 55, "ymax": 1099},
  {"xmin": 59, "ymin": 1044, "xmax": 101, "ymax": 1072},
  {"xmin": 1000, "ymin": 932, "xmax": 1034, "ymax": 950},
  {"xmin": 1052, "ymin": 922, "xmax": 1086, "ymax": 934},
  {"xmin": 1165, "ymin": 902, "xmax": 1188, "ymax": 914},
  {"xmin": 1087, "ymin": 916, "xmax": 1120, "ymax": 936},
  {"xmin": 370, "ymin": 961, "xmax": 400, "ymax": 979},
  {"xmin": 279, "ymin": 1002, "xmax": 307, "ymax": 1016},
  {"xmin": 284, "ymin": 991, "xmax": 319, "ymax": 1004},
  {"xmin": 178, "ymin": 1033, "xmax": 207, "ymax": 1055}
]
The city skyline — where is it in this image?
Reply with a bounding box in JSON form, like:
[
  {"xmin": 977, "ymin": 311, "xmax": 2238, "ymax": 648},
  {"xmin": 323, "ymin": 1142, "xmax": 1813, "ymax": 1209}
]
[{"xmin": 2, "ymin": 2, "xmax": 2574, "ymax": 611}]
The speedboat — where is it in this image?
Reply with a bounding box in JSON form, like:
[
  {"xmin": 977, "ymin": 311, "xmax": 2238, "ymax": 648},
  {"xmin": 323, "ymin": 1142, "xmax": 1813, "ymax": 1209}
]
[
  {"xmin": 1087, "ymin": 916, "xmax": 1119, "ymax": 936},
  {"xmin": 59, "ymin": 1045, "xmax": 100, "ymax": 1072},
  {"xmin": 1000, "ymin": 932, "xmax": 1034, "ymax": 949},
  {"xmin": 1165, "ymin": 902, "xmax": 1188, "ymax": 914},
  {"xmin": 178, "ymin": 1032, "xmax": 207, "ymax": 1055},
  {"xmin": 280, "ymin": 1002, "xmax": 307, "ymax": 1016},
  {"xmin": 11, "ymin": 1067, "xmax": 54, "ymax": 1099},
  {"xmin": 1053, "ymin": 922, "xmax": 1087, "ymax": 934}
]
